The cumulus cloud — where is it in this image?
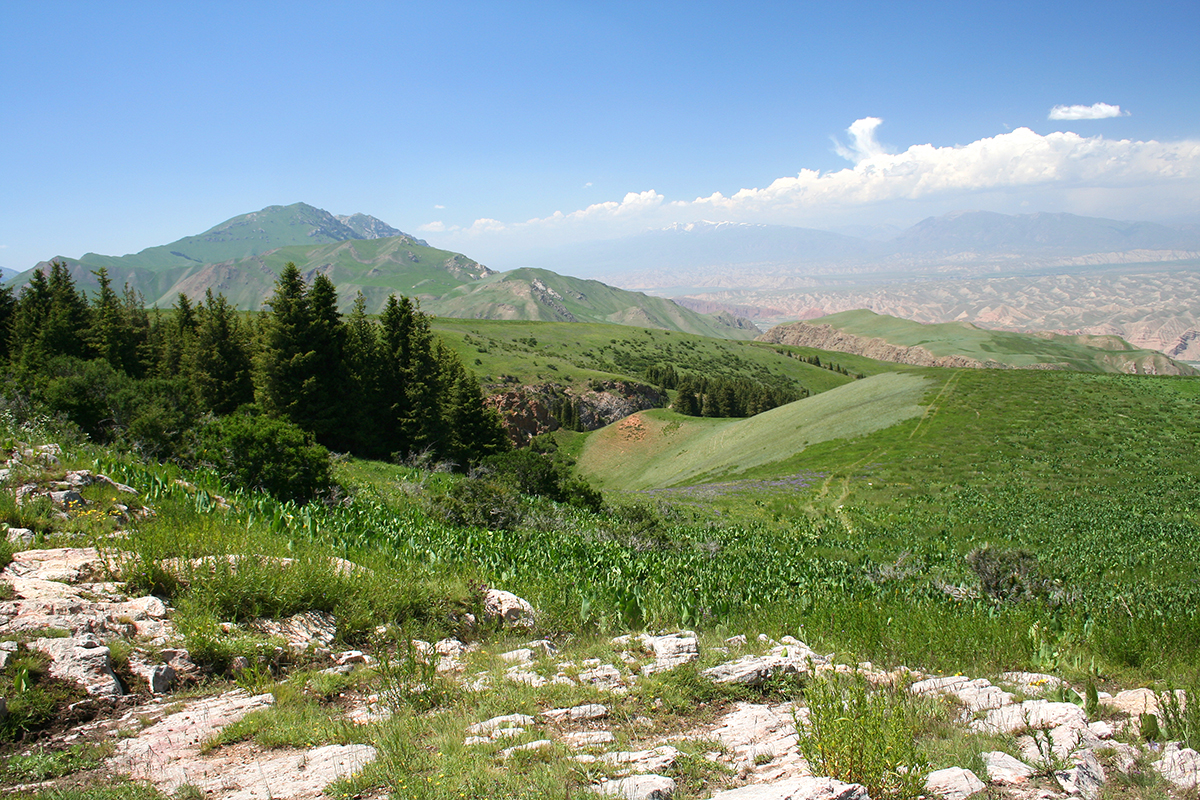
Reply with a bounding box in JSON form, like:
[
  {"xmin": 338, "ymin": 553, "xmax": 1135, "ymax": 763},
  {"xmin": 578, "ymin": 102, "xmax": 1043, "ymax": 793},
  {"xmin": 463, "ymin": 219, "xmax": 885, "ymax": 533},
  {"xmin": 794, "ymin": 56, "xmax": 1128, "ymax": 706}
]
[
  {"xmin": 426, "ymin": 119, "xmax": 1200, "ymax": 258},
  {"xmin": 584, "ymin": 182, "xmax": 593, "ymax": 188},
  {"xmin": 434, "ymin": 204, "xmax": 445, "ymax": 209},
  {"xmin": 834, "ymin": 117, "xmax": 890, "ymax": 163},
  {"xmin": 417, "ymin": 221, "xmax": 449, "ymax": 233},
  {"xmin": 1049, "ymin": 102, "xmax": 1129, "ymax": 120}
]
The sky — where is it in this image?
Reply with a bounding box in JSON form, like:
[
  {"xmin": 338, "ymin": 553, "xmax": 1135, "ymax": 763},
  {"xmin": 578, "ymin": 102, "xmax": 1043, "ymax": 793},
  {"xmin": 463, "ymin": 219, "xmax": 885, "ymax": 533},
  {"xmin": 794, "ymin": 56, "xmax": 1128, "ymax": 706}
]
[{"xmin": 2, "ymin": 0, "xmax": 1198, "ymax": 272}]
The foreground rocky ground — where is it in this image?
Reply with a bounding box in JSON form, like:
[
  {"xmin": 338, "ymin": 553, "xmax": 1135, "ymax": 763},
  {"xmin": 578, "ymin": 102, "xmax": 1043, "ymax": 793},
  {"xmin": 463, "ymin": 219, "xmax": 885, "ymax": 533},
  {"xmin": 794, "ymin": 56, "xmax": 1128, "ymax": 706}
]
[{"xmin": 1, "ymin": 447, "xmax": 1198, "ymax": 799}]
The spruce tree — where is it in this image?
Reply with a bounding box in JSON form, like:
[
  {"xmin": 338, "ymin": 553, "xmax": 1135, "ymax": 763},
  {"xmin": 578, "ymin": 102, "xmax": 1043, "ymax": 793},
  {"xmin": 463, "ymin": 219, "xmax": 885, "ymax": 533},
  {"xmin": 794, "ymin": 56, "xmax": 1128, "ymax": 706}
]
[
  {"xmin": 189, "ymin": 289, "xmax": 254, "ymax": 415},
  {"xmin": 255, "ymin": 262, "xmax": 316, "ymax": 428}
]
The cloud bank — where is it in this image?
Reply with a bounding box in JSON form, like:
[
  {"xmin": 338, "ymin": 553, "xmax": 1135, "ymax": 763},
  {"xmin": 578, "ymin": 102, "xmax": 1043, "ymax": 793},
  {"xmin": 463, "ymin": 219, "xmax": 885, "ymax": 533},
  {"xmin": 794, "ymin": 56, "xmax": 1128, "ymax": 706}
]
[
  {"xmin": 427, "ymin": 119, "xmax": 1200, "ymax": 255},
  {"xmin": 1048, "ymin": 102, "xmax": 1129, "ymax": 120}
]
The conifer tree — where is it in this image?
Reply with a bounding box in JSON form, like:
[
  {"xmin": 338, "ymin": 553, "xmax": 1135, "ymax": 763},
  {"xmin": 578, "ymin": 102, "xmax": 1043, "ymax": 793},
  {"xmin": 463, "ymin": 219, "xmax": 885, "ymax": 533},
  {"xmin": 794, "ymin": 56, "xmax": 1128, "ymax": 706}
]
[
  {"xmin": 304, "ymin": 274, "xmax": 351, "ymax": 450},
  {"xmin": 343, "ymin": 293, "xmax": 385, "ymax": 456},
  {"xmin": 190, "ymin": 289, "xmax": 253, "ymax": 415},
  {"xmin": 254, "ymin": 262, "xmax": 316, "ymax": 427}
]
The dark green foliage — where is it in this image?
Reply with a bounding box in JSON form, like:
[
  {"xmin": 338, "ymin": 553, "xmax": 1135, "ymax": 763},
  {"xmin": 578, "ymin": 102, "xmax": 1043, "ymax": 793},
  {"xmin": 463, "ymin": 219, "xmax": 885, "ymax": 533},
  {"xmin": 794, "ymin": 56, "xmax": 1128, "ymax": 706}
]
[
  {"xmin": 432, "ymin": 477, "xmax": 525, "ymax": 531},
  {"xmin": 479, "ymin": 437, "xmax": 601, "ymax": 511},
  {"xmin": 670, "ymin": 370, "xmax": 803, "ymax": 418},
  {"xmin": 191, "ymin": 409, "xmax": 332, "ymax": 502},
  {"xmin": 188, "ymin": 290, "xmax": 253, "ymax": 415},
  {"xmin": 966, "ymin": 545, "xmax": 1053, "ymax": 603}
]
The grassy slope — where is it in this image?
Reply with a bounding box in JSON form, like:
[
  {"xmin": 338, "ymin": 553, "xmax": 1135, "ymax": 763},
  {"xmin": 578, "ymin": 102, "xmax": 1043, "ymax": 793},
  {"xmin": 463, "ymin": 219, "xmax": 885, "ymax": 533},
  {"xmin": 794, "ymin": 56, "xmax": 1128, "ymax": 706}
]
[
  {"xmin": 430, "ymin": 318, "xmax": 898, "ymax": 396},
  {"xmin": 577, "ymin": 372, "xmax": 931, "ymax": 490},
  {"xmin": 804, "ymin": 309, "xmax": 1189, "ymax": 372},
  {"xmin": 428, "ymin": 268, "xmax": 758, "ymax": 339}
]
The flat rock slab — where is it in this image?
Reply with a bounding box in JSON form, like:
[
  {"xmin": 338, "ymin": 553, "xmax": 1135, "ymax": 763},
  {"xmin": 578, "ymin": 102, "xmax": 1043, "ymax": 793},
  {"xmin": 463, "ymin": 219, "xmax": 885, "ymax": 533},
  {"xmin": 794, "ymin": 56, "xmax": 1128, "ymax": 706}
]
[
  {"xmin": 1156, "ymin": 742, "xmax": 1200, "ymax": 790},
  {"xmin": 972, "ymin": 700, "xmax": 1087, "ymax": 735},
  {"xmin": 31, "ymin": 634, "xmax": 122, "ymax": 696},
  {"xmin": 110, "ymin": 689, "xmax": 275, "ymax": 779},
  {"xmin": 595, "ymin": 774, "xmax": 677, "ymax": 799},
  {"xmin": 711, "ymin": 702, "xmax": 799, "ymax": 766},
  {"xmin": 707, "ymin": 775, "xmax": 869, "ymax": 800},
  {"xmin": 2, "ymin": 548, "xmax": 113, "ymax": 583},
  {"xmin": 925, "ymin": 767, "xmax": 986, "ymax": 800},
  {"xmin": 983, "ymin": 751, "xmax": 1035, "ymax": 784},
  {"xmin": 910, "ymin": 675, "xmax": 1012, "ymax": 712}
]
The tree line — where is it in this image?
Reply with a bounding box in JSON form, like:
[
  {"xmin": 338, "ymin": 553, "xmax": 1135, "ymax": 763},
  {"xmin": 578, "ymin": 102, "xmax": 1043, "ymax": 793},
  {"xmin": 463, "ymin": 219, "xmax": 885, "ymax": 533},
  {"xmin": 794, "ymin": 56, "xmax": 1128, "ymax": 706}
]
[
  {"xmin": 0, "ymin": 261, "xmax": 509, "ymax": 486},
  {"xmin": 643, "ymin": 363, "xmax": 805, "ymax": 418}
]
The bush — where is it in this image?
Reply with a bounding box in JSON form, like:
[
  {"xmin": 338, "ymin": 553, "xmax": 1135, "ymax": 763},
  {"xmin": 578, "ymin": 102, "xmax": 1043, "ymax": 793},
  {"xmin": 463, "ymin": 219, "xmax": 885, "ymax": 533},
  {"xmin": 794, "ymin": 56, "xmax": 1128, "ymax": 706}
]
[
  {"xmin": 190, "ymin": 409, "xmax": 332, "ymax": 503},
  {"xmin": 478, "ymin": 446, "xmax": 602, "ymax": 512},
  {"xmin": 966, "ymin": 545, "xmax": 1051, "ymax": 603},
  {"xmin": 433, "ymin": 478, "xmax": 524, "ymax": 531},
  {"xmin": 796, "ymin": 674, "xmax": 928, "ymax": 800}
]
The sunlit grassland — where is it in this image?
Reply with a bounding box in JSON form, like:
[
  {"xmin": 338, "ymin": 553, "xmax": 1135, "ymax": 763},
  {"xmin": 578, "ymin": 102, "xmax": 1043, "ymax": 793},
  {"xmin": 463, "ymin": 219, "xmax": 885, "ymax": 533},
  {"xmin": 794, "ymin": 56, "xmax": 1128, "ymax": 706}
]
[
  {"xmin": 576, "ymin": 372, "xmax": 930, "ymax": 490},
  {"xmin": 430, "ymin": 318, "xmax": 880, "ymax": 396}
]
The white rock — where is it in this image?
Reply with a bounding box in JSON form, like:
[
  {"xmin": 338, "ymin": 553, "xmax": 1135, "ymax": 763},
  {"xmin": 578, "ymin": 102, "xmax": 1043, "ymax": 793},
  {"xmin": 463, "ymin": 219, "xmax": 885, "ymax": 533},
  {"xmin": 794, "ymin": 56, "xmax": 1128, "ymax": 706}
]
[
  {"xmin": 594, "ymin": 774, "xmax": 676, "ymax": 799},
  {"xmin": 501, "ymin": 647, "xmax": 535, "ymax": 664},
  {"xmin": 1087, "ymin": 720, "xmax": 1114, "ymax": 739},
  {"xmin": 642, "ymin": 631, "xmax": 699, "ymax": 674},
  {"xmin": 579, "ymin": 663, "xmax": 625, "ymax": 690},
  {"xmin": 1155, "ymin": 742, "xmax": 1200, "ymax": 789},
  {"xmin": 1000, "ymin": 671, "xmax": 1066, "ymax": 694},
  {"xmin": 468, "ymin": 713, "xmax": 535, "ymax": 735},
  {"xmin": 251, "ymin": 610, "xmax": 337, "ymax": 650},
  {"xmin": 31, "ymin": 634, "xmax": 122, "ymax": 696},
  {"xmin": 911, "ymin": 675, "xmax": 1013, "ymax": 712},
  {"xmin": 483, "ymin": 589, "xmax": 535, "ymax": 627},
  {"xmin": 982, "ymin": 751, "xmax": 1035, "ymax": 784},
  {"xmin": 973, "ymin": 700, "xmax": 1087, "ymax": 735},
  {"xmin": 1056, "ymin": 750, "xmax": 1105, "ymax": 799},
  {"xmin": 601, "ymin": 746, "xmax": 680, "ymax": 775},
  {"xmin": 501, "ymin": 739, "xmax": 553, "ymax": 758},
  {"xmin": 564, "ymin": 730, "xmax": 617, "ymax": 747},
  {"xmin": 707, "ymin": 775, "xmax": 869, "ymax": 800},
  {"xmin": 543, "ymin": 703, "xmax": 609, "ymax": 722},
  {"xmin": 924, "ymin": 767, "xmax": 986, "ymax": 800}
]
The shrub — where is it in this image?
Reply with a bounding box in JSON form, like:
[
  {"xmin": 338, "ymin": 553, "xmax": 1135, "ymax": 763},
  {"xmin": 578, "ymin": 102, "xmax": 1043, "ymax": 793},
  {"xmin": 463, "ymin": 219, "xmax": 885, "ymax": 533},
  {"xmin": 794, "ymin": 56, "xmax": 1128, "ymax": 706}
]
[
  {"xmin": 478, "ymin": 447, "xmax": 603, "ymax": 512},
  {"xmin": 796, "ymin": 674, "xmax": 928, "ymax": 800},
  {"xmin": 190, "ymin": 409, "xmax": 332, "ymax": 503},
  {"xmin": 432, "ymin": 477, "xmax": 524, "ymax": 531},
  {"xmin": 966, "ymin": 545, "xmax": 1051, "ymax": 603}
]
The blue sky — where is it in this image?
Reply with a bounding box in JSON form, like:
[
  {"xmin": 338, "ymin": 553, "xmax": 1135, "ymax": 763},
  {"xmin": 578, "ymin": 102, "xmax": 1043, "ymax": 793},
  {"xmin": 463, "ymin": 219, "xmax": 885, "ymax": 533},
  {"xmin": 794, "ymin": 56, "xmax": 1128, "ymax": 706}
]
[{"xmin": 2, "ymin": 0, "xmax": 1198, "ymax": 271}]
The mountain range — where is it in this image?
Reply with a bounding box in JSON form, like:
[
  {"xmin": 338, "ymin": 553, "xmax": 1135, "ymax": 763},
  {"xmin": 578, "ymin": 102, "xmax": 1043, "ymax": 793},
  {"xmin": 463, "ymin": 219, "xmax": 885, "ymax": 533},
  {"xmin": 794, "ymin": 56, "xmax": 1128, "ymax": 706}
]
[{"xmin": 9, "ymin": 203, "xmax": 758, "ymax": 340}]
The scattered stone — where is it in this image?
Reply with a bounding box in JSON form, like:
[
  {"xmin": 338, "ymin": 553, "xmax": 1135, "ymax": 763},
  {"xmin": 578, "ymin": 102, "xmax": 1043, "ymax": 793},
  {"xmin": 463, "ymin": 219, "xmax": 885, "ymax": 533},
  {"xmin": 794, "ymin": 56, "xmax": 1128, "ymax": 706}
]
[
  {"xmin": 251, "ymin": 610, "xmax": 338, "ymax": 650},
  {"xmin": 707, "ymin": 775, "xmax": 869, "ymax": 800},
  {"xmin": 910, "ymin": 675, "xmax": 1012, "ymax": 712},
  {"xmin": 469, "ymin": 713, "xmax": 536, "ymax": 735},
  {"xmin": 999, "ymin": 672, "xmax": 1066, "ymax": 694},
  {"xmin": 925, "ymin": 767, "xmax": 986, "ymax": 800},
  {"xmin": 973, "ymin": 700, "xmax": 1088, "ymax": 735},
  {"xmin": 641, "ymin": 631, "xmax": 699, "ymax": 674},
  {"xmin": 703, "ymin": 654, "xmax": 808, "ymax": 688},
  {"xmin": 725, "ymin": 634, "xmax": 748, "ymax": 647},
  {"xmin": 501, "ymin": 739, "xmax": 553, "ymax": 758},
  {"xmin": 1155, "ymin": 742, "xmax": 1200, "ymax": 789},
  {"xmin": 579, "ymin": 663, "xmax": 625, "ymax": 691},
  {"xmin": 1103, "ymin": 687, "xmax": 1184, "ymax": 718},
  {"xmin": 711, "ymin": 701, "xmax": 800, "ymax": 773},
  {"xmin": 129, "ymin": 654, "xmax": 176, "ymax": 694},
  {"xmin": 2, "ymin": 547, "xmax": 112, "ymax": 583},
  {"xmin": 982, "ymin": 751, "xmax": 1035, "ymax": 784},
  {"xmin": 336, "ymin": 649, "xmax": 369, "ymax": 666},
  {"xmin": 31, "ymin": 633, "xmax": 122, "ymax": 696},
  {"xmin": 1056, "ymin": 750, "xmax": 1105, "ymax": 799},
  {"xmin": 601, "ymin": 746, "xmax": 680, "ymax": 775},
  {"xmin": 564, "ymin": 730, "xmax": 616, "ymax": 747},
  {"xmin": 5, "ymin": 527, "xmax": 34, "ymax": 546},
  {"xmin": 483, "ymin": 589, "xmax": 535, "ymax": 627},
  {"xmin": 595, "ymin": 774, "xmax": 676, "ymax": 799},
  {"xmin": 502, "ymin": 647, "xmax": 535, "ymax": 664},
  {"xmin": 542, "ymin": 703, "xmax": 609, "ymax": 723},
  {"xmin": 492, "ymin": 726, "xmax": 526, "ymax": 740},
  {"xmin": 230, "ymin": 656, "xmax": 251, "ymax": 674}
]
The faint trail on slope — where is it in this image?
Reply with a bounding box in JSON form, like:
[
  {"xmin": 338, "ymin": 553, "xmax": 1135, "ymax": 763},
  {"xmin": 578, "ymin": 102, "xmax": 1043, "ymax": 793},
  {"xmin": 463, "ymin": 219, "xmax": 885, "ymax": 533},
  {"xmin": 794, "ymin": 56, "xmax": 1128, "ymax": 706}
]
[{"xmin": 910, "ymin": 372, "xmax": 961, "ymax": 440}]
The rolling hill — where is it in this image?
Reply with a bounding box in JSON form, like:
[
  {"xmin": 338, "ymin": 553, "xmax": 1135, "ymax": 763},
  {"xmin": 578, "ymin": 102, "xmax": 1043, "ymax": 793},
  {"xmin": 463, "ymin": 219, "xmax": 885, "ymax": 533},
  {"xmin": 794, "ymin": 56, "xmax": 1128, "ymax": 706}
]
[
  {"xmin": 575, "ymin": 371, "xmax": 929, "ymax": 490},
  {"xmin": 9, "ymin": 203, "xmax": 756, "ymax": 338},
  {"xmin": 757, "ymin": 310, "xmax": 1197, "ymax": 375}
]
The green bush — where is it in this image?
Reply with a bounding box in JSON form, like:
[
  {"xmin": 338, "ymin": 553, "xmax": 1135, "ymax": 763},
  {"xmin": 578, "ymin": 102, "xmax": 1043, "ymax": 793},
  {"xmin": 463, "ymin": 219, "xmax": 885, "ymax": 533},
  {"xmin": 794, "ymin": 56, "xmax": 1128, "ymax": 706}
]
[
  {"xmin": 479, "ymin": 446, "xmax": 602, "ymax": 512},
  {"xmin": 190, "ymin": 408, "xmax": 332, "ymax": 502},
  {"xmin": 433, "ymin": 477, "xmax": 524, "ymax": 531},
  {"xmin": 796, "ymin": 674, "xmax": 928, "ymax": 800}
]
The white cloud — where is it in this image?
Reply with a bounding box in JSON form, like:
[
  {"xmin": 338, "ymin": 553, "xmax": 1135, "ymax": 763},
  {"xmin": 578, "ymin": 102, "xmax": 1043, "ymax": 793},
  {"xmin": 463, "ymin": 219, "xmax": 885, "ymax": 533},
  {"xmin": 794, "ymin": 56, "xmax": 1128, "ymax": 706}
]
[
  {"xmin": 1049, "ymin": 102, "xmax": 1129, "ymax": 120},
  {"xmin": 434, "ymin": 204, "xmax": 445, "ymax": 209},
  {"xmin": 584, "ymin": 181, "xmax": 593, "ymax": 188},
  {"xmin": 834, "ymin": 117, "xmax": 890, "ymax": 163},
  {"xmin": 426, "ymin": 119, "xmax": 1200, "ymax": 258},
  {"xmin": 417, "ymin": 221, "xmax": 449, "ymax": 233}
]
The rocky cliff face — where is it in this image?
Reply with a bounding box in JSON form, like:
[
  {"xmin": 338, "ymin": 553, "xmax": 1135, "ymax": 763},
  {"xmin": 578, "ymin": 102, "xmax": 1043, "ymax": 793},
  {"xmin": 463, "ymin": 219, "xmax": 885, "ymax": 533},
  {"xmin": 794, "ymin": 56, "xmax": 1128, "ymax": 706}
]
[
  {"xmin": 756, "ymin": 322, "xmax": 1023, "ymax": 370},
  {"xmin": 483, "ymin": 381, "xmax": 666, "ymax": 445},
  {"xmin": 756, "ymin": 321, "xmax": 1198, "ymax": 375}
]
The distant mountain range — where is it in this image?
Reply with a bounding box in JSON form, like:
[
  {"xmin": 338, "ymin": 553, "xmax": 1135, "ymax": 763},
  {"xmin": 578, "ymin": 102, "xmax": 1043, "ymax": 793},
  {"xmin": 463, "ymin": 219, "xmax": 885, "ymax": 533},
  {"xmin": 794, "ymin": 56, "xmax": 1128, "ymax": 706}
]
[
  {"xmin": 521, "ymin": 211, "xmax": 1200, "ymax": 290},
  {"xmin": 9, "ymin": 203, "xmax": 758, "ymax": 340}
]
